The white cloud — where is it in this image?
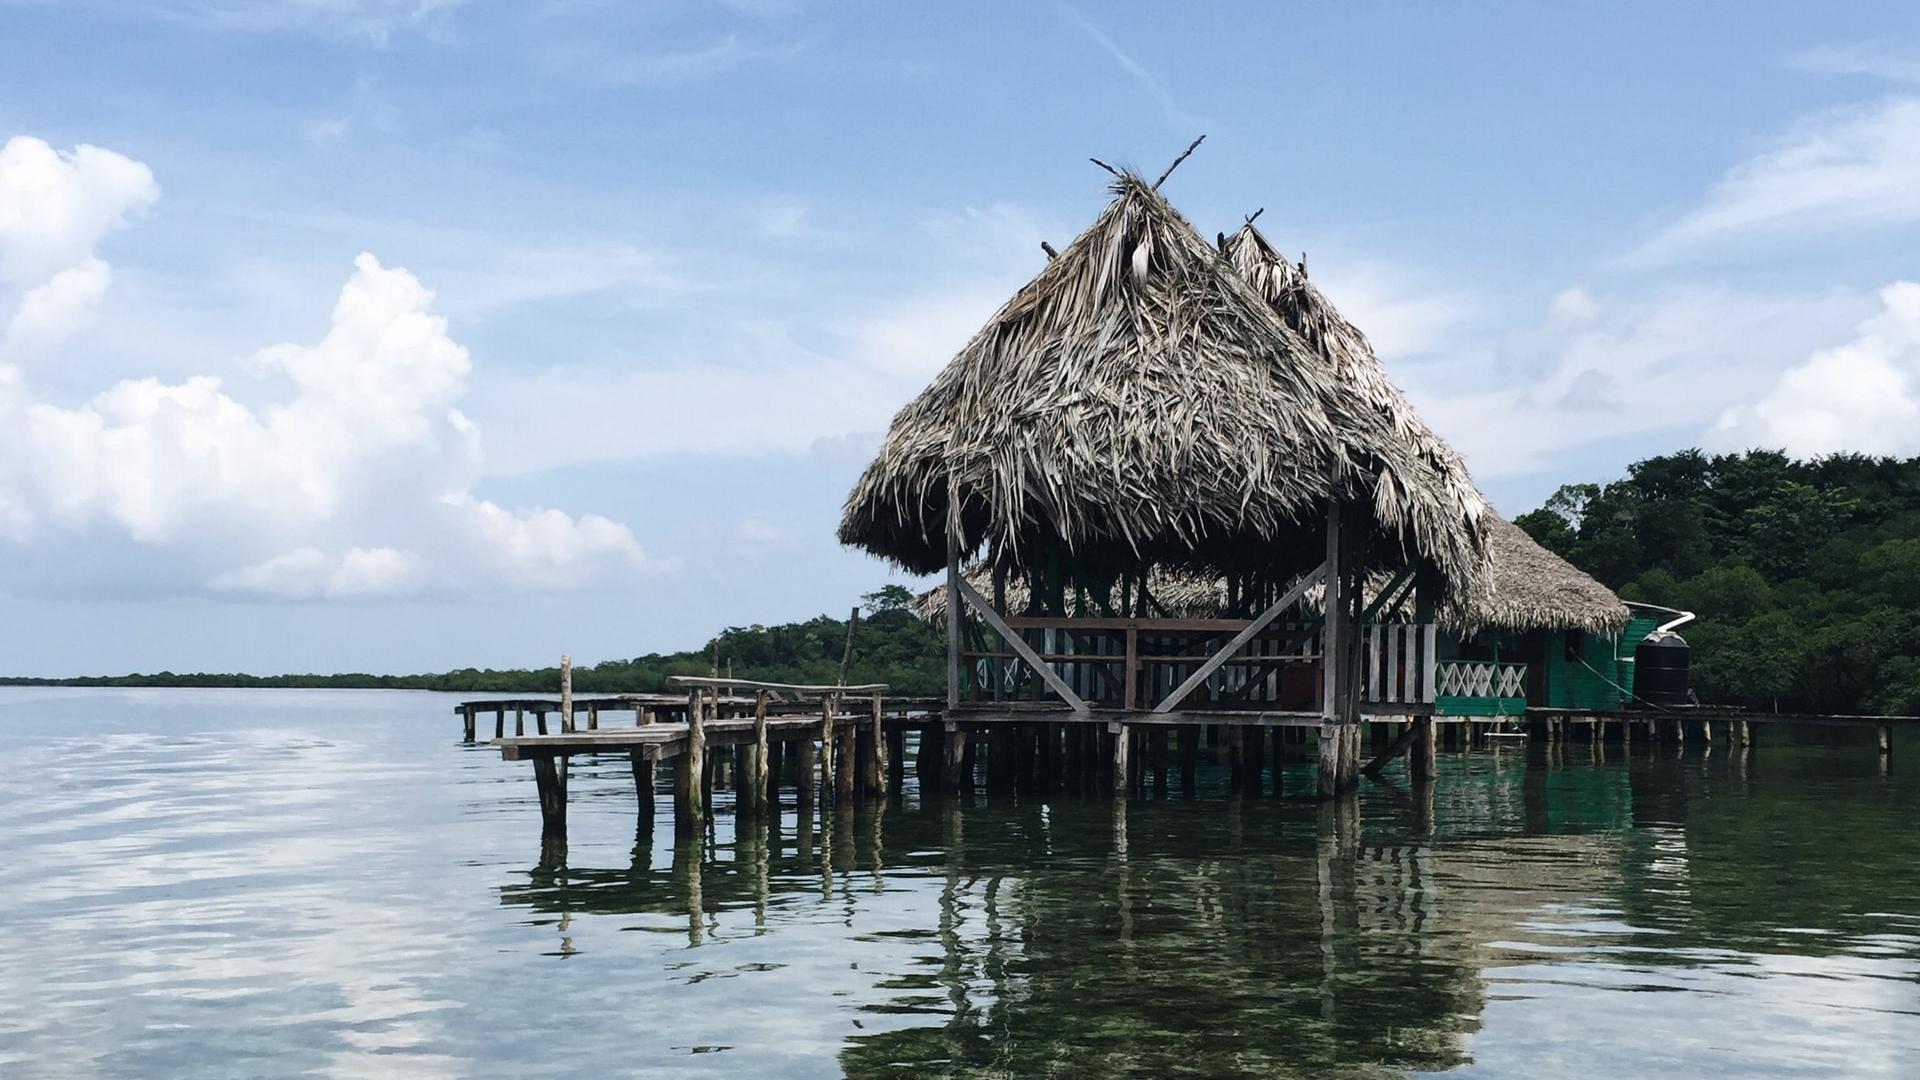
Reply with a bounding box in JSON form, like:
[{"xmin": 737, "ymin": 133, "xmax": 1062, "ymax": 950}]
[
  {"xmin": 440, "ymin": 493, "xmax": 645, "ymax": 588},
  {"xmin": 1633, "ymin": 97, "xmax": 1920, "ymax": 262},
  {"xmin": 0, "ymin": 136, "xmax": 157, "ymax": 288},
  {"xmin": 1714, "ymin": 281, "xmax": 1920, "ymax": 456},
  {"xmin": 5, "ymin": 257, "xmax": 112, "ymax": 351},
  {"xmin": 1406, "ymin": 284, "xmax": 1871, "ymax": 480},
  {"xmin": 1793, "ymin": 41, "xmax": 1920, "ymax": 84},
  {"xmin": 1, "ymin": 225, "xmax": 648, "ymax": 598},
  {"xmin": 209, "ymin": 545, "xmax": 429, "ymax": 599}
]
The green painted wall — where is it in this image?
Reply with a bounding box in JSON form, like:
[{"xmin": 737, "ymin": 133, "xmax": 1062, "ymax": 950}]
[{"xmin": 1540, "ymin": 615, "xmax": 1662, "ymax": 710}]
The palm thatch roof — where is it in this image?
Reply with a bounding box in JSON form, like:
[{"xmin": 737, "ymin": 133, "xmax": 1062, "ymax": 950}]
[
  {"xmin": 838, "ymin": 173, "xmax": 1489, "ymax": 598},
  {"xmin": 919, "ymin": 514, "xmax": 1629, "ymax": 634},
  {"xmin": 1470, "ymin": 515, "xmax": 1630, "ymax": 634},
  {"xmin": 1221, "ymin": 220, "xmax": 1490, "ymax": 566}
]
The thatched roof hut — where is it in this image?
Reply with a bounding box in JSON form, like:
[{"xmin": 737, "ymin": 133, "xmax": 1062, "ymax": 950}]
[{"xmin": 839, "ymin": 173, "xmax": 1489, "ymax": 599}]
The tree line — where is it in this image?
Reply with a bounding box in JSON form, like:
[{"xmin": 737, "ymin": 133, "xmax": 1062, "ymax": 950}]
[
  {"xmin": 0, "ymin": 586, "xmax": 950, "ymax": 697},
  {"xmin": 1514, "ymin": 449, "xmax": 1920, "ymax": 715}
]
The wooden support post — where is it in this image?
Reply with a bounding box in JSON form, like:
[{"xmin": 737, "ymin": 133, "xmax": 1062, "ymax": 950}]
[
  {"xmin": 684, "ymin": 690, "xmax": 707, "ymax": 835},
  {"xmin": 749, "ymin": 691, "xmax": 769, "ymax": 818},
  {"xmin": 635, "ymin": 704, "xmax": 657, "ymax": 825},
  {"xmin": 531, "ymin": 755, "xmax": 567, "ymax": 838},
  {"xmin": 535, "ymin": 709, "xmax": 548, "ymax": 736},
  {"xmin": 1270, "ymin": 724, "xmax": 1286, "ymax": 797},
  {"xmin": 462, "ymin": 705, "xmax": 475, "ymax": 742},
  {"xmin": 494, "ymin": 707, "xmax": 505, "ymax": 739},
  {"xmin": 819, "ymin": 695, "xmax": 837, "ymax": 803},
  {"xmin": 559, "ymin": 654, "xmax": 573, "ymax": 733},
  {"xmin": 868, "ymin": 694, "xmax": 887, "ymax": 798},
  {"xmin": 836, "ymin": 709, "xmax": 857, "ymax": 804},
  {"xmin": 1411, "ymin": 715, "xmax": 1436, "ymax": 781},
  {"xmin": 1737, "ymin": 719, "xmax": 1751, "ymax": 747},
  {"xmin": 1227, "ymin": 724, "xmax": 1246, "ymax": 795},
  {"xmin": 1179, "ymin": 724, "xmax": 1198, "ymax": 798},
  {"xmin": 1879, "ymin": 725, "xmax": 1893, "ymax": 756},
  {"xmin": 1317, "ymin": 723, "xmax": 1341, "ymax": 798},
  {"xmin": 946, "ymin": 531, "xmax": 963, "ymax": 710},
  {"xmin": 943, "ymin": 727, "xmax": 969, "ymax": 797},
  {"xmin": 797, "ymin": 732, "xmax": 817, "ymax": 814},
  {"xmin": 886, "ymin": 718, "xmax": 905, "ymax": 798},
  {"xmin": 631, "ymin": 749, "xmax": 654, "ymax": 831},
  {"xmin": 514, "ymin": 707, "xmax": 525, "ymax": 737},
  {"xmin": 1111, "ymin": 723, "xmax": 1130, "ymax": 797},
  {"xmin": 1243, "ymin": 726, "xmax": 1265, "ymax": 796},
  {"xmin": 1150, "ymin": 728, "xmax": 1169, "ymax": 800},
  {"xmin": 916, "ymin": 723, "xmax": 940, "ymax": 796},
  {"xmin": 1123, "ymin": 628, "xmax": 1139, "ymax": 712}
]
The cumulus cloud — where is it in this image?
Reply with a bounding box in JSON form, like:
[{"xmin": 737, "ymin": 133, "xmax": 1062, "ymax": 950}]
[
  {"xmin": 0, "ymin": 136, "xmax": 157, "ymax": 287},
  {"xmin": 6, "ymin": 257, "xmax": 112, "ymax": 350},
  {"xmin": 0, "ymin": 136, "xmax": 156, "ymax": 354},
  {"xmin": 439, "ymin": 493, "xmax": 645, "ymax": 588},
  {"xmin": 1633, "ymin": 98, "xmax": 1920, "ymax": 262},
  {"xmin": 1714, "ymin": 282, "xmax": 1920, "ymax": 456},
  {"xmin": 1406, "ymin": 284, "xmax": 1871, "ymax": 480},
  {"xmin": 0, "ymin": 231, "xmax": 650, "ymax": 599},
  {"xmin": 209, "ymin": 546, "xmax": 429, "ymax": 599}
]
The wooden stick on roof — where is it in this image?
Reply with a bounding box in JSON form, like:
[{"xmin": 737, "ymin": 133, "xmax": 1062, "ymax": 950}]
[{"xmin": 1153, "ymin": 134, "xmax": 1206, "ymax": 190}]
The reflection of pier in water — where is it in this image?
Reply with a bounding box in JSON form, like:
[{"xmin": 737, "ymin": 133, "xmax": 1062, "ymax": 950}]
[{"xmin": 497, "ymin": 754, "xmax": 1634, "ymax": 1078}]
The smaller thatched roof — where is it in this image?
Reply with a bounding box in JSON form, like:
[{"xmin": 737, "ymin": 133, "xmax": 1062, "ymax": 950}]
[
  {"xmin": 918, "ymin": 512, "xmax": 1629, "ymax": 635},
  {"xmin": 1469, "ymin": 515, "xmax": 1629, "ymax": 634}
]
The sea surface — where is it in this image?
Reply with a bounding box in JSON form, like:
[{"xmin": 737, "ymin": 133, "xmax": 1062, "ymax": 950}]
[{"xmin": 2, "ymin": 687, "xmax": 1917, "ymax": 1078}]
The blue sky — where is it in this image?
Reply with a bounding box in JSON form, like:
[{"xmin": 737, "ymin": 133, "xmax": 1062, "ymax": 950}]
[{"xmin": 4, "ymin": 1, "xmax": 1920, "ymax": 675}]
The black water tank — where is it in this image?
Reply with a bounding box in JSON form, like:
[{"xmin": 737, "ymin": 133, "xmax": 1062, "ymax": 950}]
[{"xmin": 1635, "ymin": 630, "xmax": 1691, "ymax": 708}]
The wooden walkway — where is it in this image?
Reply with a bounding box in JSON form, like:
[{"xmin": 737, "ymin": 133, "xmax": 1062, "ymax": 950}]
[{"xmin": 461, "ymin": 677, "xmax": 1917, "ymax": 840}]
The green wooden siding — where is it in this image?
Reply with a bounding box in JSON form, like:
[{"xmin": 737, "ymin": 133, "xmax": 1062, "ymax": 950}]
[{"xmin": 1540, "ymin": 616, "xmax": 1662, "ymax": 710}]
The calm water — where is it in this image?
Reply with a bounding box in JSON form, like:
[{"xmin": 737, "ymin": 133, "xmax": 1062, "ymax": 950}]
[{"xmin": 2, "ymin": 688, "xmax": 1918, "ymax": 1078}]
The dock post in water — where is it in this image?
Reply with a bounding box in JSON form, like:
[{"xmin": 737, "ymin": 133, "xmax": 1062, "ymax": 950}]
[
  {"xmin": 1411, "ymin": 715, "xmax": 1436, "ymax": 781},
  {"xmin": 819, "ymin": 695, "xmax": 837, "ymax": 803},
  {"xmin": 675, "ymin": 690, "xmax": 707, "ymax": 838},
  {"xmin": 559, "ymin": 654, "xmax": 573, "ymax": 733},
  {"xmin": 748, "ymin": 691, "xmax": 769, "ymax": 818},
  {"xmin": 1110, "ymin": 722, "xmax": 1130, "ymax": 796},
  {"xmin": 532, "ymin": 756, "xmax": 566, "ymax": 838},
  {"xmin": 1880, "ymin": 725, "xmax": 1894, "ymax": 757},
  {"xmin": 868, "ymin": 692, "xmax": 888, "ymax": 798},
  {"xmin": 462, "ymin": 704, "xmax": 475, "ymax": 743}
]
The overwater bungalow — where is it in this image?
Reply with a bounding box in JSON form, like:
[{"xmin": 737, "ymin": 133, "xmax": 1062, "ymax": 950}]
[{"xmin": 838, "ymin": 170, "xmax": 1493, "ymax": 792}]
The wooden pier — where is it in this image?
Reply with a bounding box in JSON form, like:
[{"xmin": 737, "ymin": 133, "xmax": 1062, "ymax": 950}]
[{"xmin": 463, "ymin": 675, "xmax": 1918, "ymax": 841}]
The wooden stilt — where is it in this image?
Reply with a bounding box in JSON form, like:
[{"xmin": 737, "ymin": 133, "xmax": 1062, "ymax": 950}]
[
  {"xmin": 494, "ymin": 707, "xmax": 505, "ymax": 739},
  {"xmin": 1227, "ymin": 724, "xmax": 1246, "ymax": 794},
  {"xmin": 797, "ymin": 733, "xmax": 818, "ymax": 814},
  {"xmin": 1179, "ymin": 724, "xmax": 1198, "ymax": 798},
  {"xmin": 1879, "ymin": 725, "xmax": 1893, "ymax": 756},
  {"xmin": 1317, "ymin": 723, "xmax": 1340, "ymax": 798},
  {"xmin": 685, "ymin": 690, "xmax": 707, "ymax": 835},
  {"xmin": 1150, "ymin": 728, "xmax": 1169, "ymax": 800},
  {"xmin": 916, "ymin": 723, "xmax": 940, "ymax": 796},
  {"xmin": 819, "ymin": 696, "xmax": 837, "ymax": 803},
  {"xmin": 943, "ymin": 727, "xmax": 969, "ymax": 796},
  {"xmin": 462, "ymin": 705, "xmax": 475, "ymax": 743},
  {"xmin": 836, "ymin": 707, "xmax": 857, "ymax": 804},
  {"xmin": 1111, "ymin": 723, "xmax": 1130, "ymax": 797},
  {"xmin": 531, "ymin": 754, "xmax": 566, "ymax": 837},
  {"xmin": 1411, "ymin": 715, "xmax": 1436, "ymax": 781},
  {"xmin": 559, "ymin": 654, "xmax": 573, "ymax": 733},
  {"xmin": 631, "ymin": 749, "xmax": 654, "ymax": 830},
  {"xmin": 869, "ymin": 694, "xmax": 888, "ymax": 798},
  {"xmin": 1270, "ymin": 724, "xmax": 1286, "ymax": 797},
  {"xmin": 514, "ymin": 707, "xmax": 524, "ymax": 737},
  {"xmin": 1737, "ymin": 719, "xmax": 1751, "ymax": 747},
  {"xmin": 885, "ymin": 713, "xmax": 905, "ymax": 799}
]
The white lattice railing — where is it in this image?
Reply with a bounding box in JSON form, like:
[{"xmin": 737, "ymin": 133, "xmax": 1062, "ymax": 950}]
[
  {"xmin": 1435, "ymin": 661, "xmax": 1527, "ymax": 699},
  {"xmin": 1359, "ymin": 624, "xmax": 1438, "ymax": 705}
]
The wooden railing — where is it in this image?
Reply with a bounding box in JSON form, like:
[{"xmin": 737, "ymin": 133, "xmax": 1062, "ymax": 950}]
[{"xmin": 1434, "ymin": 661, "xmax": 1527, "ymax": 700}]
